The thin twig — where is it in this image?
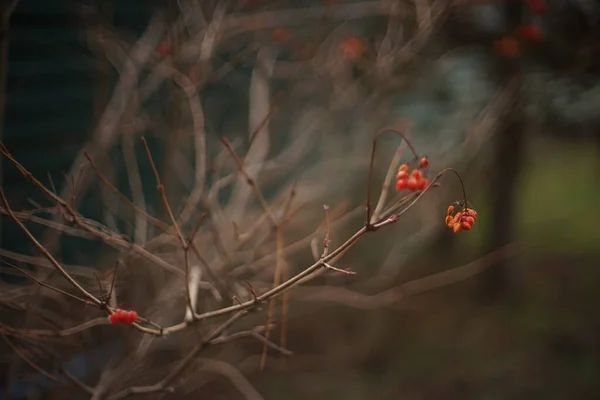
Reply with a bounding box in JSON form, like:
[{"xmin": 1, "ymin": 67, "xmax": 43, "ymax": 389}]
[
  {"xmin": 141, "ymin": 137, "xmax": 186, "ymax": 247},
  {"xmin": 0, "ymin": 188, "xmax": 102, "ymax": 307},
  {"xmin": 221, "ymin": 137, "xmax": 277, "ymax": 227},
  {"xmin": 1, "ymin": 259, "xmax": 90, "ymax": 305}
]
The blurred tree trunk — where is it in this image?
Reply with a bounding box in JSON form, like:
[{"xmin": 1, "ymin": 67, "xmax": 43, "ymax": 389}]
[{"xmin": 479, "ymin": 2, "xmax": 526, "ymax": 302}]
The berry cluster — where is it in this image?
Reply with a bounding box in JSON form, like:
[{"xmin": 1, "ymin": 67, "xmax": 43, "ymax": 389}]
[
  {"xmin": 109, "ymin": 309, "xmax": 138, "ymax": 324},
  {"xmin": 445, "ymin": 205, "xmax": 478, "ymax": 234},
  {"xmin": 395, "ymin": 157, "xmax": 430, "ymax": 192}
]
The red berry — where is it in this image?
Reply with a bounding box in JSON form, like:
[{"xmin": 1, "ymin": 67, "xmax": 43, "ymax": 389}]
[
  {"xmin": 464, "ymin": 216, "xmax": 475, "ymax": 225},
  {"xmin": 407, "ymin": 177, "xmax": 418, "ymax": 190},
  {"xmin": 129, "ymin": 311, "xmax": 139, "ymax": 323},
  {"xmin": 411, "ymin": 169, "xmax": 422, "ymax": 180},
  {"xmin": 109, "ymin": 309, "xmax": 138, "ymax": 324},
  {"xmin": 419, "ymin": 157, "xmax": 430, "ymax": 169},
  {"xmin": 396, "ymin": 179, "xmax": 407, "ymax": 191},
  {"xmin": 396, "ymin": 170, "xmax": 408, "ymax": 180},
  {"xmin": 418, "ymin": 177, "xmax": 429, "ymax": 190},
  {"xmin": 398, "ymin": 164, "xmax": 409, "ymax": 173}
]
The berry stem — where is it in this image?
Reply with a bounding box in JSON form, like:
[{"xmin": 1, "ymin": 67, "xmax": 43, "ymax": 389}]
[{"xmin": 437, "ymin": 168, "xmax": 469, "ymax": 210}]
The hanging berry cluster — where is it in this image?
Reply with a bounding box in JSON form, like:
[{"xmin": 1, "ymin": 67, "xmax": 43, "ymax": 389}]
[
  {"xmin": 109, "ymin": 309, "xmax": 138, "ymax": 324},
  {"xmin": 396, "ymin": 157, "xmax": 430, "ymax": 192},
  {"xmin": 445, "ymin": 205, "xmax": 478, "ymax": 234}
]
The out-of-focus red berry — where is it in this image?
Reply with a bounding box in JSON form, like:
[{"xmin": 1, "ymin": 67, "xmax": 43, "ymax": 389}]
[
  {"xmin": 407, "ymin": 177, "xmax": 418, "ymax": 190},
  {"xmin": 157, "ymin": 41, "xmax": 171, "ymax": 57},
  {"xmin": 493, "ymin": 37, "xmax": 521, "ymax": 58},
  {"xmin": 272, "ymin": 27, "xmax": 291, "ymax": 43},
  {"xmin": 525, "ymin": 0, "xmax": 547, "ymax": 14},
  {"xmin": 340, "ymin": 36, "xmax": 366, "ymax": 61},
  {"xmin": 516, "ymin": 25, "xmax": 543, "ymax": 42}
]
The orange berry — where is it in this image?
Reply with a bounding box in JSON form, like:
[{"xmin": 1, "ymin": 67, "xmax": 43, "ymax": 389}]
[
  {"xmin": 419, "ymin": 157, "xmax": 430, "ymax": 169},
  {"xmin": 445, "ymin": 215, "xmax": 453, "ymax": 226},
  {"xmin": 410, "ymin": 169, "xmax": 422, "ymax": 180},
  {"xmin": 398, "ymin": 164, "xmax": 409, "ymax": 173},
  {"xmin": 466, "ymin": 209, "xmax": 477, "ymax": 219},
  {"xmin": 453, "ymin": 223, "xmax": 462, "ymax": 233},
  {"xmin": 464, "ymin": 215, "xmax": 475, "ymax": 225},
  {"xmin": 447, "ymin": 205, "xmax": 455, "ymax": 216}
]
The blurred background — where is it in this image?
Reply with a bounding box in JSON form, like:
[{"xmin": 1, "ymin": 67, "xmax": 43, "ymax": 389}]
[{"xmin": 1, "ymin": 0, "xmax": 600, "ymax": 399}]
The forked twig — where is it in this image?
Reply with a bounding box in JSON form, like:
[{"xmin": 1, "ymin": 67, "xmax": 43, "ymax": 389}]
[{"xmin": 365, "ymin": 128, "xmax": 420, "ymax": 227}]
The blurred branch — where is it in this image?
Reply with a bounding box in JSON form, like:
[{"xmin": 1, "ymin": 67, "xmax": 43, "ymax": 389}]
[
  {"xmin": 57, "ymin": 12, "xmax": 166, "ymax": 218},
  {"xmin": 293, "ymin": 244, "xmax": 519, "ymax": 308}
]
